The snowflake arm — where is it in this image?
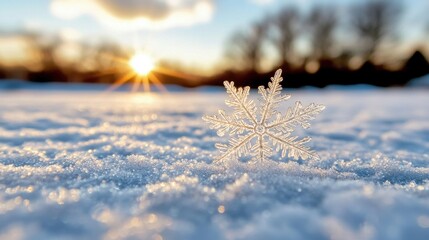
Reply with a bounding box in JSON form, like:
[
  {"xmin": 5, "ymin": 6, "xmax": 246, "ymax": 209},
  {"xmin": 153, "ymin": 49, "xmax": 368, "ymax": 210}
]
[
  {"xmin": 203, "ymin": 110, "xmax": 253, "ymax": 137},
  {"xmin": 267, "ymin": 131, "xmax": 319, "ymax": 160},
  {"xmin": 223, "ymin": 81, "xmax": 258, "ymax": 124},
  {"xmin": 267, "ymin": 101, "xmax": 325, "ymax": 133},
  {"xmin": 258, "ymin": 69, "xmax": 291, "ymax": 124},
  {"xmin": 216, "ymin": 132, "xmax": 257, "ymax": 162},
  {"xmin": 251, "ymin": 135, "xmax": 272, "ymax": 162}
]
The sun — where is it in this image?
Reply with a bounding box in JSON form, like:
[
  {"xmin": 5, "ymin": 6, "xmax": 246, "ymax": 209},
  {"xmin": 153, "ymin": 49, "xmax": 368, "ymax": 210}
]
[{"xmin": 129, "ymin": 53, "xmax": 154, "ymax": 76}]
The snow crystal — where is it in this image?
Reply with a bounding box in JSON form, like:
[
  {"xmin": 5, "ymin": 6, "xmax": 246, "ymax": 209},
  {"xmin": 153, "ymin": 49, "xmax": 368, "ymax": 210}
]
[{"xmin": 203, "ymin": 69, "xmax": 325, "ymax": 162}]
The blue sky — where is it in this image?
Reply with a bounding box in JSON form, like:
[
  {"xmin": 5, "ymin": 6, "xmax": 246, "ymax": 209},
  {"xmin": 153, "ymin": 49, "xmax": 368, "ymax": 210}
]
[{"xmin": 0, "ymin": 0, "xmax": 427, "ymax": 74}]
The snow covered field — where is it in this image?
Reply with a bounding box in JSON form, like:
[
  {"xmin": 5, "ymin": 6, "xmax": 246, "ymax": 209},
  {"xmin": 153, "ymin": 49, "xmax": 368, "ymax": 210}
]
[{"xmin": 0, "ymin": 85, "xmax": 428, "ymax": 240}]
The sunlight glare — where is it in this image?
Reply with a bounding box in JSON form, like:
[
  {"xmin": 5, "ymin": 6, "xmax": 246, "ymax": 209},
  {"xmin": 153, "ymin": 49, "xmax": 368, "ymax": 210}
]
[
  {"xmin": 129, "ymin": 53, "xmax": 154, "ymax": 76},
  {"xmin": 130, "ymin": 92, "xmax": 157, "ymax": 104}
]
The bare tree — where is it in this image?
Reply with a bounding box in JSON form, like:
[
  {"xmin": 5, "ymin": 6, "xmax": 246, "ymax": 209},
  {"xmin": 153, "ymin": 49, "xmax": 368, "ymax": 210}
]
[
  {"xmin": 350, "ymin": 0, "xmax": 402, "ymax": 60},
  {"xmin": 224, "ymin": 20, "xmax": 269, "ymax": 72},
  {"xmin": 270, "ymin": 7, "xmax": 300, "ymax": 67},
  {"xmin": 307, "ymin": 6, "xmax": 338, "ymax": 60}
]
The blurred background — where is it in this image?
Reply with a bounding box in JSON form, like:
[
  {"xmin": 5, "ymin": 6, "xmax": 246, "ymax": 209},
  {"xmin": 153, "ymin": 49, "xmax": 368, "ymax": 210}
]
[{"xmin": 0, "ymin": 0, "xmax": 428, "ymax": 89}]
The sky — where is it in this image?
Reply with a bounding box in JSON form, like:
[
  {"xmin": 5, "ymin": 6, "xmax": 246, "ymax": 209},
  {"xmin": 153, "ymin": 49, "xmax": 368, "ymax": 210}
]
[{"xmin": 0, "ymin": 0, "xmax": 428, "ymax": 75}]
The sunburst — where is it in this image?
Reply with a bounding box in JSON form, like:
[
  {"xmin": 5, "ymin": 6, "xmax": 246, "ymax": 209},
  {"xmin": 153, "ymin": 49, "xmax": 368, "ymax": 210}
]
[
  {"xmin": 88, "ymin": 50, "xmax": 198, "ymax": 93},
  {"xmin": 104, "ymin": 52, "xmax": 163, "ymax": 92}
]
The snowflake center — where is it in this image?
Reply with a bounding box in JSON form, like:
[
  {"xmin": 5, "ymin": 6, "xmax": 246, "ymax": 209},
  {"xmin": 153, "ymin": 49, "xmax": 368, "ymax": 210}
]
[{"xmin": 255, "ymin": 125, "xmax": 266, "ymax": 135}]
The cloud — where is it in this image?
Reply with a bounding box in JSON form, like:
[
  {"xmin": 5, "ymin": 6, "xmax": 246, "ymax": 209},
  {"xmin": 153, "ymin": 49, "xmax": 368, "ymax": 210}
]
[{"xmin": 50, "ymin": 0, "xmax": 214, "ymax": 30}]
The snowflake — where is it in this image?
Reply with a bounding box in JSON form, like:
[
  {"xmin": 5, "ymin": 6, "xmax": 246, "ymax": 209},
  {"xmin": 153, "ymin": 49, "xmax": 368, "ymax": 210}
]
[{"xmin": 203, "ymin": 69, "xmax": 325, "ymax": 163}]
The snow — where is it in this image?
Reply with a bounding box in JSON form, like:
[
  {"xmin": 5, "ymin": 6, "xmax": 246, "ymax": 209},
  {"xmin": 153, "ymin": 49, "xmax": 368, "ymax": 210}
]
[{"xmin": 0, "ymin": 85, "xmax": 428, "ymax": 240}]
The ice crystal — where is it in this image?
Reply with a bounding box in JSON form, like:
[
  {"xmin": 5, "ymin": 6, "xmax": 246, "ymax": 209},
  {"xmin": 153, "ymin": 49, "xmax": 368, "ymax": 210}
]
[{"xmin": 203, "ymin": 69, "xmax": 325, "ymax": 162}]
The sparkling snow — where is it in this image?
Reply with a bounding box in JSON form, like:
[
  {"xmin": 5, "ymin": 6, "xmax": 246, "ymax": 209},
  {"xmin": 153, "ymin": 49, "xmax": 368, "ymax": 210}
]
[{"xmin": 0, "ymin": 86, "xmax": 428, "ymax": 240}]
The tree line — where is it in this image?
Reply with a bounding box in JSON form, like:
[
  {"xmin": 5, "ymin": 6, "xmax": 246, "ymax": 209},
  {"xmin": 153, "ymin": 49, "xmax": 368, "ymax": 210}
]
[{"xmin": 224, "ymin": 0, "xmax": 405, "ymax": 73}]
